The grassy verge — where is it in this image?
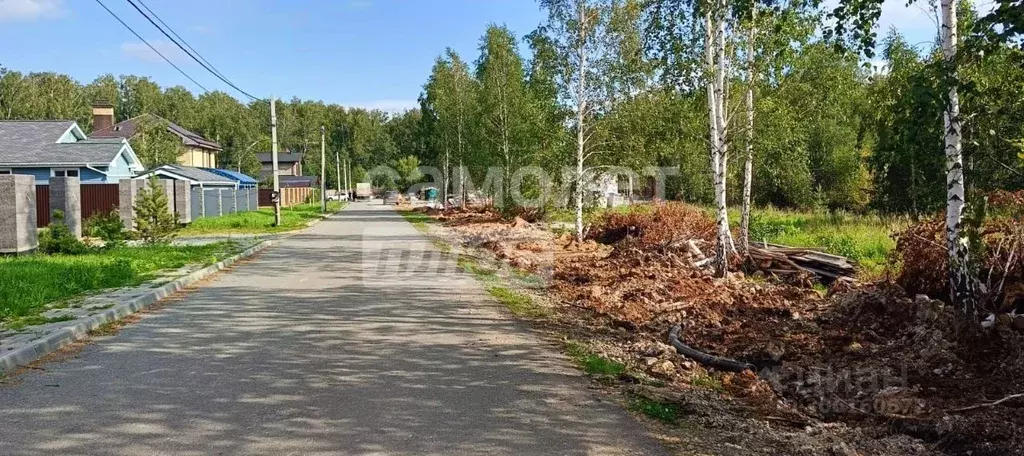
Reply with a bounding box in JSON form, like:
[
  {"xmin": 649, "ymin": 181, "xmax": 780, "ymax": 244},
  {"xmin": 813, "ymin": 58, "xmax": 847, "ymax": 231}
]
[
  {"xmin": 735, "ymin": 207, "xmax": 904, "ymax": 276},
  {"xmin": 565, "ymin": 341, "xmax": 627, "ymax": 376},
  {"xmin": 179, "ymin": 202, "xmax": 343, "ymax": 235},
  {"xmin": 0, "ymin": 241, "xmax": 242, "ymax": 323},
  {"xmin": 551, "ymin": 202, "xmax": 901, "ymax": 276}
]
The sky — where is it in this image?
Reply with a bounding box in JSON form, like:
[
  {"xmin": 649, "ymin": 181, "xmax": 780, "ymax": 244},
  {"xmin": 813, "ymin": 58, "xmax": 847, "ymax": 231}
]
[{"xmin": 0, "ymin": 0, "xmax": 951, "ymax": 112}]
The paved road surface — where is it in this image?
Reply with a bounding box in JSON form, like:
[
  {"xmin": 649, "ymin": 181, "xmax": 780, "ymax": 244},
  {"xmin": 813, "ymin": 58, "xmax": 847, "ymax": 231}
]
[{"xmin": 0, "ymin": 202, "xmax": 666, "ymax": 455}]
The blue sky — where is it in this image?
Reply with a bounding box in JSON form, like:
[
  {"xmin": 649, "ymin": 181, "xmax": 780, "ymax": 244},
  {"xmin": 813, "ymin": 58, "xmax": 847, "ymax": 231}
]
[{"xmin": 0, "ymin": 0, "xmax": 947, "ymax": 111}]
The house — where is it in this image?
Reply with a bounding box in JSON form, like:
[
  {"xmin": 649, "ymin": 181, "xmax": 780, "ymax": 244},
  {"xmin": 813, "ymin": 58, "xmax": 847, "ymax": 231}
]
[
  {"xmin": 256, "ymin": 152, "xmax": 315, "ymax": 188},
  {"xmin": 134, "ymin": 164, "xmax": 244, "ymax": 188},
  {"xmin": 89, "ymin": 100, "xmax": 222, "ymax": 168},
  {"xmin": 0, "ymin": 120, "xmax": 143, "ymax": 184}
]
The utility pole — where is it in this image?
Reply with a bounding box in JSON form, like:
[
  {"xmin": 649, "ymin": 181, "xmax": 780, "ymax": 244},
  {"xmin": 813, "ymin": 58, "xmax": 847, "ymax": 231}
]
[
  {"xmin": 320, "ymin": 125, "xmax": 327, "ymax": 213},
  {"xmin": 335, "ymin": 149, "xmax": 342, "ymax": 201},
  {"xmin": 271, "ymin": 96, "xmax": 281, "ymax": 226}
]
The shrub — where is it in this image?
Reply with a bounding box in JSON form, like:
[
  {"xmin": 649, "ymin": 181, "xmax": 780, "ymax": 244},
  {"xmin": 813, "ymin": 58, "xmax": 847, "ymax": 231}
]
[
  {"xmin": 134, "ymin": 176, "xmax": 178, "ymax": 243},
  {"xmin": 84, "ymin": 209, "xmax": 127, "ymax": 247},
  {"xmin": 38, "ymin": 210, "xmax": 88, "ymax": 255}
]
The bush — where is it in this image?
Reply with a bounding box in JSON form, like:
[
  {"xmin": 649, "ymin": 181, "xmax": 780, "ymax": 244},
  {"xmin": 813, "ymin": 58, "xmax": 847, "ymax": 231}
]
[
  {"xmin": 84, "ymin": 210, "xmax": 127, "ymax": 247},
  {"xmin": 38, "ymin": 210, "xmax": 88, "ymax": 255},
  {"xmin": 134, "ymin": 176, "xmax": 178, "ymax": 243}
]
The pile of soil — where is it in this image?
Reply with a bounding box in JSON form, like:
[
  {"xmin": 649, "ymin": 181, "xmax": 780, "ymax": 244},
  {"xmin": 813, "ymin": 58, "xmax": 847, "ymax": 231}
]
[
  {"xmin": 893, "ymin": 191, "xmax": 1024, "ymax": 315},
  {"xmin": 421, "ymin": 203, "xmax": 1024, "ymax": 454},
  {"xmin": 553, "ymin": 203, "xmax": 1024, "ymax": 454}
]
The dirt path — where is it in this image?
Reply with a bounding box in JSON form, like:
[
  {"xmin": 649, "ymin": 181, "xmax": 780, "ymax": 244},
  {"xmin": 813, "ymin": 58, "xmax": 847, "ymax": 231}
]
[{"xmin": 0, "ymin": 201, "xmax": 666, "ymax": 455}]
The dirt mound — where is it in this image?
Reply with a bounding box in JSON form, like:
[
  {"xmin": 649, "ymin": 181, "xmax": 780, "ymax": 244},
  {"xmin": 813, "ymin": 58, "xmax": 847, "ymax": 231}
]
[
  {"xmin": 893, "ymin": 193, "xmax": 1024, "ymax": 313},
  {"xmin": 590, "ymin": 202, "xmax": 716, "ymax": 248}
]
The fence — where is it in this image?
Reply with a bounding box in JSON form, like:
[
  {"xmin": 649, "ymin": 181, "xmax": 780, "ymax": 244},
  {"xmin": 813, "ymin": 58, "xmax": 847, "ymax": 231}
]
[
  {"xmin": 33, "ymin": 182, "xmax": 260, "ymax": 228},
  {"xmin": 189, "ymin": 187, "xmax": 259, "ymax": 220},
  {"xmin": 258, "ymin": 187, "xmax": 314, "ymax": 208},
  {"xmin": 35, "ymin": 183, "xmax": 120, "ymax": 228}
]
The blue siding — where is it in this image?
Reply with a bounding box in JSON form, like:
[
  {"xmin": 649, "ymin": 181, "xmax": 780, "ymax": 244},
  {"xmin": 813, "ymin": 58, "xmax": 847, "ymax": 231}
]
[
  {"xmin": 104, "ymin": 151, "xmax": 135, "ymax": 182},
  {"xmin": 9, "ymin": 167, "xmax": 111, "ymax": 185}
]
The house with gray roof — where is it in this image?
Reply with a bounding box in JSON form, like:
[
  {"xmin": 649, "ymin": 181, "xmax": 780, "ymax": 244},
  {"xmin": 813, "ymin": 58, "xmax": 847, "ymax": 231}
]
[
  {"xmin": 89, "ymin": 103, "xmax": 222, "ymax": 169},
  {"xmin": 134, "ymin": 164, "xmax": 242, "ymax": 188},
  {"xmin": 0, "ymin": 120, "xmax": 144, "ymax": 185}
]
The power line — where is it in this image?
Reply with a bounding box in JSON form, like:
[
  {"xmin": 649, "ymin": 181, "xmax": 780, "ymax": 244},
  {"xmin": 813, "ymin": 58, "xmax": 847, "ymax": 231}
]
[
  {"xmin": 93, "ymin": 0, "xmax": 209, "ymax": 93},
  {"xmin": 134, "ymin": 0, "xmax": 231, "ymax": 83},
  {"xmin": 125, "ymin": 0, "xmax": 263, "ymax": 101}
]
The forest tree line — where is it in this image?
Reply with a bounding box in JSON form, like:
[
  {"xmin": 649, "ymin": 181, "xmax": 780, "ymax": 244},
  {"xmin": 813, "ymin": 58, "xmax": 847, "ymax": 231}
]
[{"xmin": 1, "ymin": 0, "xmax": 1021, "ymax": 218}]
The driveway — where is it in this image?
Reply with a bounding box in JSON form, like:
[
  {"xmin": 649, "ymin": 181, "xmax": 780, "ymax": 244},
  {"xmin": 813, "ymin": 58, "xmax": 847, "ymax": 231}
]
[{"xmin": 0, "ymin": 202, "xmax": 666, "ymax": 455}]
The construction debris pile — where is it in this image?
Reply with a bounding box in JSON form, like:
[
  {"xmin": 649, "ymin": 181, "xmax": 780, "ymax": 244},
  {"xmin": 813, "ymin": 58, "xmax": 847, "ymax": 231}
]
[{"xmin": 421, "ymin": 202, "xmax": 1024, "ymax": 454}]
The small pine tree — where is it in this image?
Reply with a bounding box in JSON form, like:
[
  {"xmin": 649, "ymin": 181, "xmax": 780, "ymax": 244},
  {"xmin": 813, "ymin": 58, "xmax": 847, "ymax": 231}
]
[{"xmin": 134, "ymin": 177, "xmax": 178, "ymax": 243}]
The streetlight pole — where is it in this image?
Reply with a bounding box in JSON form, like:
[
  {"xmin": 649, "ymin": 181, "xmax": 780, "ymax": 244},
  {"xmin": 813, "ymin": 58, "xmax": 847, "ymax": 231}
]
[
  {"xmin": 320, "ymin": 125, "xmax": 327, "ymax": 213},
  {"xmin": 271, "ymin": 96, "xmax": 281, "ymax": 226}
]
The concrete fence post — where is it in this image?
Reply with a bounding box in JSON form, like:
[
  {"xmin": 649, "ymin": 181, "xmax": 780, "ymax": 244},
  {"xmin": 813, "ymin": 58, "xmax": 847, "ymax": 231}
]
[
  {"xmin": 217, "ymin": 188, "xmax": 224, "ymax": 217},
  {"xmin": 49, "ymin": 176, "xmax": 81, "ymax": 238},
  {"xmin": 199, "ymin": 188, "xmax": 205, "ymax": 218},
  {"xmin": 0, "ymin": 175, "xmax": 38, "ymax": 253},
  {"xmin": 159, "ymin": 179, "xmax": 175, "ymax": 220},
  {"xmin": 173, "ymin": 181, "xmax": 192, "ymax": 224},
  {"xmin": 118, "ymin": 179, "xmax": 140, "ymax": 230}
]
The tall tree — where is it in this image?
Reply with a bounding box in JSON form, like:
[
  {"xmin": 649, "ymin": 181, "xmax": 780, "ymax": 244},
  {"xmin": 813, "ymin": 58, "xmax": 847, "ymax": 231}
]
[
  {"xmin": 541, "ymin": 0, "xmax": 608, "ymax": 241},
  {"xmin": 476, "ymin": 25, "xmax": 533, "ymax": 211}
]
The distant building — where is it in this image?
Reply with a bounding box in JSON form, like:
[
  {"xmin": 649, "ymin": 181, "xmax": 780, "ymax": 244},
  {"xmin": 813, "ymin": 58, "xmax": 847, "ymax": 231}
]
[
  {"xmin": 0, "ymin": 120, "xmax": 143, "ymax": 184},
  {"xmin": 89, "ymin": 101, "xmax": 222, "ymax": 168},
  {"xmin": 134, "ymin": 164, "xmax": 256, "ymax": 189},
  {"xmin": 256, "ymin": 152, "xmax": 315, "ymax": 188}
]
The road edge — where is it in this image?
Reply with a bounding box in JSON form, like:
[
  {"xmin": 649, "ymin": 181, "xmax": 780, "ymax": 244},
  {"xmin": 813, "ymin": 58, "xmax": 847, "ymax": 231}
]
[{"xmin": 0, "ymin": 240, "xmax": 275, "ymax": 376}]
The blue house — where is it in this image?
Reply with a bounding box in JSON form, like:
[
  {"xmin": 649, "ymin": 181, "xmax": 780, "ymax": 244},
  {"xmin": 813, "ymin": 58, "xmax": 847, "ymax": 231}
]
[{"xmin": 0, "ymin": 120, "xmax": 143, "ymax": 185}]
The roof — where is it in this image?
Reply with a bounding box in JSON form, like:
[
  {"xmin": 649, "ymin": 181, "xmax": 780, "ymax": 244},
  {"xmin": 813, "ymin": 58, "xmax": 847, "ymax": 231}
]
[
  {"xmin": 202, "ymin": 168, "xmax": 258, "ymax": 185},
  {"xmin": 91, "ymin": 114, "xmax": 222, "ymax": 151},
  {"xmin": 0, "ymin": 121, "xmax": 138, "ymax": 168},
  {"xmin": 256, "ymin": 152, "xmax": 303, "ymax": 164},
  {"xmin": 279, "ymin": 175, "xmax": 317, "ymax": 188},
  {"xmin": 135, "ymin": 164, "xmax": 237, "ymax": 186}
]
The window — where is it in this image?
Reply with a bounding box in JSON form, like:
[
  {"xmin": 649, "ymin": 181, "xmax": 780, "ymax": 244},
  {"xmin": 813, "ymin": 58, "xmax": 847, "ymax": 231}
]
[
  {"xmin": 0, "ymin": 169, "xmax": 11, "ymax": 175},
  {"xmin": 52, "ymin": 168, "xmax": 80, "ymax": 178}
]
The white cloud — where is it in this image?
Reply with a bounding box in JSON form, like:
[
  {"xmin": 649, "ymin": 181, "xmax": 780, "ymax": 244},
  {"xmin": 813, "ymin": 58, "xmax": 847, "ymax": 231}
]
[
  {"xmin": 121, "ymin": 40, "xmax": 192, "ymax": 65},
  {"xmin": 0, "ymin": 0, "xmax": 63, "ymax": 21},
  {"xmin": 347, "ymin": 99, "xmax": 418, "ymax": 113}
]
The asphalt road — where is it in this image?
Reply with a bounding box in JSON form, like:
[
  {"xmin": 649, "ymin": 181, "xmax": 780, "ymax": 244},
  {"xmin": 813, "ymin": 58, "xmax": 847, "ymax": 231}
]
[{"xmin": 0, "ymin": 202, "xmax": 666, "ymax": 455}]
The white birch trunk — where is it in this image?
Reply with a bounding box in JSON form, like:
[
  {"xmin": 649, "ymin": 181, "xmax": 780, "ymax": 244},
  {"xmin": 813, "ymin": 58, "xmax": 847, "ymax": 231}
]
[
  {"xmin": 574, "ymin": 3, "xmax": 588, "ymax": 243},
  {"xmin": 706, "ymin": 5, "xmax": 732, "ymax": 277},
  {"xmin": 740, "ymin": 21, "xmax": 755, "ymax": 255},
  {"xmin": 941, "ymin": 0, "xmax": 976, "ymax": 319}
]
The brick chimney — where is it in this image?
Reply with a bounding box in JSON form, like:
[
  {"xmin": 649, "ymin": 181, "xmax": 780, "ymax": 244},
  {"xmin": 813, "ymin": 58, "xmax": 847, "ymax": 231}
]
[{"xmin": 91, "ymin": 99, "xmax": 115, "ymax": 133}]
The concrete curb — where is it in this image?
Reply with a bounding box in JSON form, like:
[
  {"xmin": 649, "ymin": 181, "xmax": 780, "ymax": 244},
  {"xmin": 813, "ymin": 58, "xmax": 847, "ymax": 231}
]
[{"xmin": 0, "ymin": 240, "xmax": 275, "ymax": 376}]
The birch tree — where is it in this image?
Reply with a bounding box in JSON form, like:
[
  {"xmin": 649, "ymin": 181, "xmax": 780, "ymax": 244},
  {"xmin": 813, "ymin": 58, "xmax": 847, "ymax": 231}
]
[
  {"xmin": 739, "ymin": 9, "xmax": 756, "ymax": 255},
  {"xmin": 476, "ymin": 25, "xmax": 532, "ymax": 212},
  {"xmin": 704, "ymin": 0, "xmax": 734, "ymax": 277},
  {"xmin": 541, "ymin": 0, "xmax": 608, "ymax": 242},
  {"xmin": 831, "ymin": 0, "xmax": 978, "ymax": 319}
]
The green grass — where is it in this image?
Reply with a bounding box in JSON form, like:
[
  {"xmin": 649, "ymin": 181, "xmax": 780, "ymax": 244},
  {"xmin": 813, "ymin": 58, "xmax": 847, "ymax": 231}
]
[
  {"xmin": 629, "ymin": 396, "xmax": 685, "ymax": 423},
  {"xmin": 398, "ymin": 210, "xmax": 434, "ymax": 228},
  {"xmin": 689, "ymin": 372, "xmax": 725, "ymax": 393},
  {"xmin": 459, "ymin": 256, "xmax": 497, "ymax": 279},
  {"xmin": 487, "ymin": 285, "xmax": 549, "ymax": 318},
  {"xmin": 4, "ymin": 313, "xmax": 77, "ymax": 331},
  {"xmin": 0, "ymin": 242, "xmax": 241, "ymax": 322},
  {"xmin": 735, "ymin": 206, "xmax": 905, "ymax": 276},
  {"xmin": 565, "ymin": 341, "xmax": 627, "ymax": 376},
  {"xmin": 179, "ymin": 202, "xmax": 343, "ymax": 235}
]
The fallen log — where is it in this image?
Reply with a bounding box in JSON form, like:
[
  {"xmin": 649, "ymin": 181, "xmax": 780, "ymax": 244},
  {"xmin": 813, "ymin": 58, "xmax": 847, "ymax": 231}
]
[{"xmin": 668, "ymin": 325, "xmax": 755, "ymax": 373}]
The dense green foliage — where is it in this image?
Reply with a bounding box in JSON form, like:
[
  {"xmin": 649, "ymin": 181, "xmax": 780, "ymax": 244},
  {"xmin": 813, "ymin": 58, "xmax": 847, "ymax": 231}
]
[
  {"xmin": 84, "ymin": 210, "xmax": 128, "ymax": 247},
  {"xmin": 133, "ymin": 177, "xmax": 179, "ymax": 243},
  {"xmin": 38, "ymin": 211, "xmax": 88, "ymax": 255},
  {"xmin": 0, "ymin": 242, "xmax": 241, "ymax": 322},
  {"xmin": 1, "ymin": 1, "xmax": 1021, "ymax": 214}
]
